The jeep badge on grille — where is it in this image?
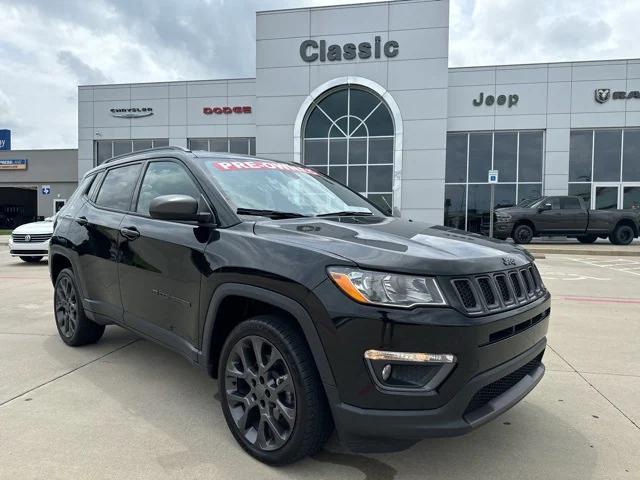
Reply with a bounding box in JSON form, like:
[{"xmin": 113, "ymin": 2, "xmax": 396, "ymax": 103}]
[{"xmin": 502, "ymin": 257, "xmax": 516, "ymax": 266}]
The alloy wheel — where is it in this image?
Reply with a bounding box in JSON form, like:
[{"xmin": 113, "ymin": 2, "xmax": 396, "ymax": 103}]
[
  {"xmin": 224, "ymin": 335, "xmax": 296, "ymax": 451},
  {"xmin": 55, "ymin": 276, "xmax": 78, "ymax": 337}
]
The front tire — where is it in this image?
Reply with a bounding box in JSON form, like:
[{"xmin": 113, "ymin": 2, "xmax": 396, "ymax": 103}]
[
  {"xmin": 512, "ymin": 224, "xmax": 534, "ymax": 244},
  {"xmin": 54, "ymin": 268, "xmax": 105, "ymax": 346},
  {"xmin": 610, "ymin": 225, "xmax": 635, "ymax": 245},
  {"xmin": 20, "ymin": 256, "xmax": 43, "ymax": 263},
  {"xmin": 218, "ymin": 315, "xmax": 333, "ymax": 465}
]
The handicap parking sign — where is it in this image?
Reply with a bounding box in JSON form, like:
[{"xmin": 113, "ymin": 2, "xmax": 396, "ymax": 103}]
[{"xmin": 41, "ymin": 185, "xmax": 51, "ymax": 195}]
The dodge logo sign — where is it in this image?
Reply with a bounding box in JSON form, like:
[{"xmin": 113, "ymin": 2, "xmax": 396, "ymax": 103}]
[
  {"xmin": 203, "ymin": 106, "xmax": 252, "ymax": 115},
  {"xmin": 595, "ymin": 88, "xmax": 611, "ymax": 103},
  {"xmin": 502, "ymin": 257, "xmax": 517, "ymax": 266}
]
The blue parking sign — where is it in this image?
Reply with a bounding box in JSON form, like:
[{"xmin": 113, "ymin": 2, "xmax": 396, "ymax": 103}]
[{"xmin": 41, "ymin": 185, "xmax": 51, "ymax": 195}]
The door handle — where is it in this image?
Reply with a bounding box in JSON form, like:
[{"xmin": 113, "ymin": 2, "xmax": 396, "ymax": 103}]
[
  {"xmin": 120, "ymin": 226, "xmax": 140, "ymax": 241},
  {"xmin": 76, "ymin": 216, "xmax": 88, "ymax": 226}
]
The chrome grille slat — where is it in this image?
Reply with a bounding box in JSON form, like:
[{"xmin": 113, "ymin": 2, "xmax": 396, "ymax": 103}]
[{"xmin": 11, "ymin": 234, "xmax": 52, "ymax": 243}]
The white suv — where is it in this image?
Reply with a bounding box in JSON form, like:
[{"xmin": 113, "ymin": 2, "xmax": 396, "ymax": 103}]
[{"xmin": 8, "ymin": 217, "xmax": 54, "ymax": 262}]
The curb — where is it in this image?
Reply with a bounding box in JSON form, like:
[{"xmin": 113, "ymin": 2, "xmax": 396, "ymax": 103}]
[{"xmin": 525, "ymin": 248, "xmax": 640, "ymax": 257}]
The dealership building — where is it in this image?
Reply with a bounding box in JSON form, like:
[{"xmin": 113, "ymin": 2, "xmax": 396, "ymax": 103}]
[{"xmin": 77, "ymin": 0, "xmax": 640, "ymax": 231}]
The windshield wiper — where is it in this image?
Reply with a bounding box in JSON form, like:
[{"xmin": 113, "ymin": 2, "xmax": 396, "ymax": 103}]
[
  {"xmin": 316, "ymin": 210, "xmax": 373, "ymax": 217},
  {"xmin": 236, "ymin": 208, "xmax": 308, "ymax": 219}
]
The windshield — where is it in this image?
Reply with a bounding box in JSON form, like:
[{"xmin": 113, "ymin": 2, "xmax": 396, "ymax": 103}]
[
  {"xmin": 517, "ymin": 197, "xmax": 545, "ymax": 208},
  {"xmin": 203, "ymin": 159, "xmax": 384, "ymax": 217}
]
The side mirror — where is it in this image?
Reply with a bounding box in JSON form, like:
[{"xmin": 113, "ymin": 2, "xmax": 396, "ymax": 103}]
[
  {"xmin": 537, "ymin": 203, "xmax": 552, "ymax": 213},
  {"xmin": 149, "ymin": 194, "xmax": 201, "ymax": 222}
]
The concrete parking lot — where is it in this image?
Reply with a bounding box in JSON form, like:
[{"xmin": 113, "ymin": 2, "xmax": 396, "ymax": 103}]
[{"xmin": 0, "ymin": 246, "xmax": 638, "ymax": 480}]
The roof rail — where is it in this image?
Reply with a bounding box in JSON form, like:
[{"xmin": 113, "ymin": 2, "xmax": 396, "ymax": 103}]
[{"xmin": 103, "ymin": 145, "xmax": 190, "ymax": 164}]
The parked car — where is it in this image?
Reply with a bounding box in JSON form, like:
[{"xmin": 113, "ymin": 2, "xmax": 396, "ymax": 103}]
[
  {"xmin": 8, "ymin": 216, "xmax": 54, "ymax": 262},
  {"xmin": 488, "ymin": 195, "xmax": 640, "ymax": 245},
  {"xmin": 49, "ymin": 147, "xmax": 550, "ymax": 465}
]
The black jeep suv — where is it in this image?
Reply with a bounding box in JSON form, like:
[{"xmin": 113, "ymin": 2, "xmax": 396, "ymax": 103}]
[{"xmin": 50, "ymin": 147, "xmax": 550, "ymax": 465}]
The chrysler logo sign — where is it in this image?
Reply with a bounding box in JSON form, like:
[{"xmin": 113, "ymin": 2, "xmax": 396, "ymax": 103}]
[
  {"xmin": 110, "ymin": 107, "xmax": 154, "ymax": 118},
  {"xmin": 595, "ymin": 88, "xmax": 640, "ymax": 103}
]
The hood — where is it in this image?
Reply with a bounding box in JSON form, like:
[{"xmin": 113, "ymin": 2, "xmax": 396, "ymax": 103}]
[
  {"xmin": 12, "ymin": 221, "xmax": 54, "ymax": 235},
  {"xmin": 253, "ymin": 216, "xmax": 533, "ymax": 276},
  {"xmin": 495, "ymin": 206, "xmax": 533, "ymax": 215}
]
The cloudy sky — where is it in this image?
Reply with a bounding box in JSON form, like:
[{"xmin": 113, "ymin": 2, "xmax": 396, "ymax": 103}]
[{"xmin": 1, "ymin": 0, "xmax": 639, "ymax": 150}]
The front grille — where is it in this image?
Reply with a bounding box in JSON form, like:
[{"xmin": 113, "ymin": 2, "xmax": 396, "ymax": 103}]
[
  {"xmin": 11, "ymin": 233, "xmax": 51, "ymax": 243},
  {"xmin": 451, "ymin": 264, "xmax": 546, "ymax": 314},
  {"xmin": 464, "ymin": 352, "xmax": 544, "ymax": 416},
  {"xmin": 485, "ymin": 308, "xmax": 550, "ymax": 345}
]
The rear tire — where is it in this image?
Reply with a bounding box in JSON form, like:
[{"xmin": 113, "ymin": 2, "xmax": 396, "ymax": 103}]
[
  {"xmin": 218, "ymin": 315, "xmax": 333, "ymax": 465},
  {"xmin": 20, "ymin": 256, "xmax": 43, "ymax": 263},
  {"xmin": 610, "ymin": 225, "xmax": 635, "ymax": 245},
  {"xmin": 577, "ymin": 235, "xmax": 598, "ymax": 244},
  {"xmin": 512, "ymin": 224, "xmax": 534, "ymax": 244},
  {"xmin": 54, "ymin": 268, "xmax": 105, "ymax": 346}
]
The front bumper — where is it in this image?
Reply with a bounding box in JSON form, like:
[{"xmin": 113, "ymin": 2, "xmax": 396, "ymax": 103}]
[
  {"xmin": 8, "ymin": 239, "xmax": 50, "ymax": 257},
  {"xmin": 329, "ymin": 339, "xmax": 545, "ymax": 452},
  {"xmin": 310, "ymin": 278, "xmax": 551, "ymax": 452}
]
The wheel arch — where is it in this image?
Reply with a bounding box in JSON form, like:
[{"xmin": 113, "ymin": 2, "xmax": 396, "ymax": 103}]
[
  {"xmin": 50, "ymin": 252, "xmax": 73, "ymax": 285},
  {"xmin": 613, "ymin": 218, "xmax": 638, "ymax": 236},
  {"xmin": 201, "ymin": 283, "xmax": 336, "ymax": 389},
  {"xmin": 512, "ymin": 219, "xmax": 536, "ymax": 236}
]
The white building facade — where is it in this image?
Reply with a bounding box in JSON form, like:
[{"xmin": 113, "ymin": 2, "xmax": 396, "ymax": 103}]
[{"xmin": 78, "ymin": 0, "xmax": 640, "ymax": 231}]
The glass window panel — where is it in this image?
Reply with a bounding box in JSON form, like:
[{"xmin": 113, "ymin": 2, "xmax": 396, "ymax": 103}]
[
  {"xmin": 351, "ymin": 123, "xmax": 367, "ymax": 137},
  {"xmin": 517, "ymin": 183, "xmax": 542, "ymax": 204},
  {"xmin": 569, "ymin": 130, "xmax": 593, "ymax": 182},
  {"xmin": 349, "ymin": 89, "xmax": 380, "ymax": 126},
  {"xmin": 95, "ymin": 164, "xmax": 141, "ymax": 211},
  {"xmin": 88, "ymin": 171, "xmax": 105, "ymax": 201},
  {"xmin": 310, "ymin": 165, "xmax": 328, "ymax": 176},
  {"xmin": 568, "ymin": 183, "xmax": 591, "ymax": 207},
  {"xmin": 189, "ymin": 139, "xmax": 209, "ymax": 151},
  {"xmin": 623, "ymin": 129, "xmax": 640, "ymax": 181},
  {"xmin": 133, "ymin": 140, "xmax": 153, "ymax": 151},
  {"xmin": 494, "ymin": 184, "xmax": 516, "ymax": 208},
  {"xmin": 467, "ymin": 184, "xmax": 491, "ymax": 233},
  {"xmin": 595, "ymin": 186, "xmax": 619, "ymax": 209},
  {"xmin": 368, "ymin": 194, "xmax": 392, "ymax": 215},
  {"xmin": 96, "ymin": 141, "xmax": 112, "ymax": 165},
  {"xmin": 317, "ymin": 88, "xmax": 348, "ymax": 121},
  {"xmin": 445, "ymin": 134, "xmax": 467, "ymax": 183},
  {"xmin": 493, "ymin": 132, "xmax": 517, "ymax": 182},
  {"xmin": 328, "ymin": 166, "xmax": 347, "ymax": 184},
  {"xmin": 113, "ymin": 140, "xmax": 133, "ymax": 157},
  {"xmin": 468, "ymin": 133, "xmax": 492, "ymax": 183},
  {"xmin": 136, "ymin": 162, "xmax": 200, "ymax": 216},
  {"xmin": 305, "ymin": 107, "xmax": 333, "ymax": 138},
  {"xmin": 560, "ymin": 197, "xmax": 581, "ymax": 209},
  {"xmin": 444, "ymin": 184, "xmax": 466, "ymax": 230},
  {"xmin": 369, "ymin": 138, "xmax": 393, "ymax": 164},
  {"xmin": 153, "ymin": 139, "xmax": 169, "ymax": 147},
  {"xmin": 368, "ymin": 165, "xmax": 393, "ymax": 192},
  {"xmin": 349, "ymin": 138, "xmax": 366, "ymax": 164},
  {"xmin": 304, "ymin": 140, "xmax": 328, "ymax": 166},
  {"xmin": 593, "ymin": 129, "xmax": 621, "ymax": 181},
  {"xmin": 348, "ymin": 166, "xmax": 366, "ymax": 192},
  {"xmin": 518, "ymin": 131, "xmax": 543, "ymax": 182},
  {"xmin": 623, "ymin": 186, "xmax": 640, "ymax": 210},
  {"xmin": 365, "ymin": 104, "xmax": 394, "ymax": 136},
  {"xmin": 230, "ymin": 138, "xmax": 249, "ymax": 155},
  {"xmin": 209, "ymin": 138, "xmax": 228, "ymax": 152},
  {"xmin": 249, "ymin": 138, "xmax": 256, "ymax": 156},
  {"xmin": 329, "ymin": 117, "xmax": 348, "ymax": 137},
  {"xmin": 329, "ymin": 138, "xmax": 347, "ymax": 165}
]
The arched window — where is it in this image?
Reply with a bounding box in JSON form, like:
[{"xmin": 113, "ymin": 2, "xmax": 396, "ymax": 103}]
[{"xmin": 302, "ymin": 86, "xmax": 394, "ymax": 212}]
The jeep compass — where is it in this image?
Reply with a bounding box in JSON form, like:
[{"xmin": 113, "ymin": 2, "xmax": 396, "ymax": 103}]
[{"xmin": 50, "ymin": 147, "xmax": 550, "ymax": 465}]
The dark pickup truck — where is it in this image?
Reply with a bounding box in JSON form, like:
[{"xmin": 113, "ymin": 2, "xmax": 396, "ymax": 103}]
[{"xmin": 488, "ymin": 195, "xmax": 640, "ymax": 245}]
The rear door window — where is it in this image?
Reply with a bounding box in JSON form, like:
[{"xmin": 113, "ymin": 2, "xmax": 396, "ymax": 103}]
[
  {"xmin": 135, "ymin": 161, "xmax": 201, "ymax": 216},
  {"xmin": 560, "ymin": 197, "xmax": 581, "ymax": 209},
  {"xmin": 95, "ymin": 164, "xmax": 142, "ymax": 211}
]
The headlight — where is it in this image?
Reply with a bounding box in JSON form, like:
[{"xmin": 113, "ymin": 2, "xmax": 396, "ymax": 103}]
[
  {"xmin": 495, "ymin": 214, "xmax": 511, "ymax": 222},
  {"xmin": 327, "ymin": 267, "xmax": 447, "ymax": 308}
]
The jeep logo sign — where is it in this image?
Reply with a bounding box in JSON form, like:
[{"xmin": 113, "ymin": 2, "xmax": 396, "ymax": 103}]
[
  {"xmin": 473, "ymin": 92, "xmax": 519, "ymax": 108},
  {"xmin": 300, "ymin": 36, "xmax": 399, "ymax": 62}
]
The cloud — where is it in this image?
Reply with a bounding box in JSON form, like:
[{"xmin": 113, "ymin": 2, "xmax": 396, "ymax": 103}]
[
  {"xmin": 57, "ymin": 50, "xmax": 111, "ymax": 85},
  {"xmin": 1, "ymin": 0, "xmax": 640, "ymax": 149}
]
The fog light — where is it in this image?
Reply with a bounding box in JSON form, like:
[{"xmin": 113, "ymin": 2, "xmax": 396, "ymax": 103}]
[{"xmin": 364, "ymin": 350, "xmax": 457, "ymax": 392}]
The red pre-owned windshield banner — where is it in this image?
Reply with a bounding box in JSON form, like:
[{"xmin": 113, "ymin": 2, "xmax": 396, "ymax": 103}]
[{"xmin": 210, "ymin": 161, "xmax": 319, "ymax": 175}]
